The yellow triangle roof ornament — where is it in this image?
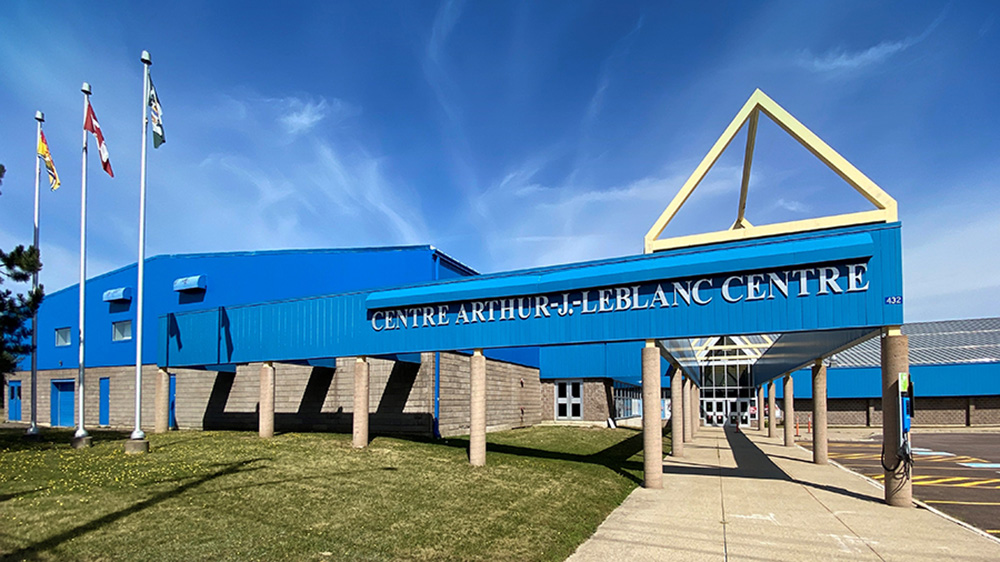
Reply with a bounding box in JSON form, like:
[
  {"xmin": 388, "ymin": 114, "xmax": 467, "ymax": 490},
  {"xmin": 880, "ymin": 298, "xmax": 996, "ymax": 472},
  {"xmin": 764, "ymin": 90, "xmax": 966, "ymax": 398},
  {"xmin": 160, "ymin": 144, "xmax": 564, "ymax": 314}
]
[{"xmin": 644, "ymin": 89, "xmax": 897, "ymax": 254}]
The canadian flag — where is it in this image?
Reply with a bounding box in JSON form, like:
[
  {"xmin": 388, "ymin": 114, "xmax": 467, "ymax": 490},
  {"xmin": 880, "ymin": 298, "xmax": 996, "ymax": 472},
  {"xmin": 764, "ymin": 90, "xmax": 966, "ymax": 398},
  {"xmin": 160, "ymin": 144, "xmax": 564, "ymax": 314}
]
[{"xmin": 84, "ymin": 99, "xmax": 114, "ymax": 178}]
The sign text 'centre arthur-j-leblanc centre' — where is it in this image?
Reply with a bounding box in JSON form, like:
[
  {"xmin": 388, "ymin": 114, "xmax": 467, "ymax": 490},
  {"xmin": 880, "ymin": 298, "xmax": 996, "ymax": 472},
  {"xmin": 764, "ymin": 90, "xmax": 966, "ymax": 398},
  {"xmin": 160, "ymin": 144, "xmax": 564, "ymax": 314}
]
[{"xmin": 370, "ymin": 263, "xmax": 871, "ymax": 332}]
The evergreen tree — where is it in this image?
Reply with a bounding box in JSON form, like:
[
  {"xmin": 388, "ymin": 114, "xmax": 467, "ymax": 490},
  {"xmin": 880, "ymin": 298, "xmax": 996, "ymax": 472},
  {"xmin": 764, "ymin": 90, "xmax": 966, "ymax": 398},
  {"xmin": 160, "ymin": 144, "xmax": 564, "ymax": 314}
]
[{"xmin": 0, "ymin": 164, "xmax": 45, "ymax": 375}]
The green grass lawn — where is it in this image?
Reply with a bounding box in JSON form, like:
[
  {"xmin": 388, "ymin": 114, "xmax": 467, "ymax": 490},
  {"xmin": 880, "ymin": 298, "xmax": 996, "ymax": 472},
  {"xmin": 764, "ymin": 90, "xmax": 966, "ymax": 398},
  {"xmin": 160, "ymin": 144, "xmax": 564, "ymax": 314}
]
[{"xmin": 0, "ymin": 425, "xmax": 663, "ymax": 561}]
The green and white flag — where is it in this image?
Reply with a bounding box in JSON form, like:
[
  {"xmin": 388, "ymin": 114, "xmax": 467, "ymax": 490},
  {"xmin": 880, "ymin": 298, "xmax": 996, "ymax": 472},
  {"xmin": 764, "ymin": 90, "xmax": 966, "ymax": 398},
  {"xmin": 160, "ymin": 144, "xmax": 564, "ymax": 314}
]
[{"xmin": 148, "ymin": 75, "xmax": 165, "ymax": 148}]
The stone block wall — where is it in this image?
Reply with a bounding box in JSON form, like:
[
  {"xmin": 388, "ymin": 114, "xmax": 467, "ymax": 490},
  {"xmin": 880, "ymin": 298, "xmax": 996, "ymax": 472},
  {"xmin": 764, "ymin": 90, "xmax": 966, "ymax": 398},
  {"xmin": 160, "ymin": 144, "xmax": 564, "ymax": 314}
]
[
  {"xmin": 912, "ymin": 397, "xmax": 966, "ymax": 426},
  {"xmin": 583, "ymin": 380, "xmax": 613, "ymax": 422},
  {"xmin": 188, "ymin": 357, "xmax": 434, "ymax": 435},
  {"xmin": 970, "ymin": 396, "xmax": 1000, "ymax": 425},
  {"xmin": 7, "ymin": 351, "xmax": 538, "ymax": 438},
  {"xmin": 6, "ymin": 365, "xmax": 165, "ymax": 431},
  {"xmin": 437, "ymin": 352, "xmax": 541, "ymax": 437},
  {"xmin": 538, "ymin": 378, "xmax": 613, "ymax": 423}
]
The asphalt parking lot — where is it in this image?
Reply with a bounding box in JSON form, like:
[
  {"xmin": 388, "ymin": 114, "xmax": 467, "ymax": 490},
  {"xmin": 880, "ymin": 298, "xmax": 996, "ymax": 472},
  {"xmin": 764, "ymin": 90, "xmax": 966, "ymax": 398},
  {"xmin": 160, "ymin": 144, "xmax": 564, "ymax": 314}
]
[{"xmin": 820, "ymin": 433, "xmax": 1000, "ymax": 537}]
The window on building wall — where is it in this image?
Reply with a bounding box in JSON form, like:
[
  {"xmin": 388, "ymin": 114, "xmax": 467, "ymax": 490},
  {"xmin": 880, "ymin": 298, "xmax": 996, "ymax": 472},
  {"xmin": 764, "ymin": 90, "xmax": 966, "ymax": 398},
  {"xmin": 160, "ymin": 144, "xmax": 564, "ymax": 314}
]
[
  {"xmin": 112, "ymin": 320, "xmax": 133, "ymax": 341},
  {"xmin": 55, "ymin": 327, "xmax": 71, "ymax": 347}
]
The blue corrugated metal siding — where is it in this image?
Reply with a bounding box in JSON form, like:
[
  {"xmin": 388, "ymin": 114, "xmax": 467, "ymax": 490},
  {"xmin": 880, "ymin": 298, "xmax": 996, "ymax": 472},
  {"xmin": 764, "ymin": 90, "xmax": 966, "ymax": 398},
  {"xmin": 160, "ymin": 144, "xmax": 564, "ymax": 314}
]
[
  {"xmin": 775, "ymin": 362, "xmax": 1000, "ymax": 399},
  {"xmin": 161, "ymin": 224, "xmax": 904, "ymax": 368},
  {"xmin": 28, "ymin": 246, "xmax": 461, "ymax": 371}
]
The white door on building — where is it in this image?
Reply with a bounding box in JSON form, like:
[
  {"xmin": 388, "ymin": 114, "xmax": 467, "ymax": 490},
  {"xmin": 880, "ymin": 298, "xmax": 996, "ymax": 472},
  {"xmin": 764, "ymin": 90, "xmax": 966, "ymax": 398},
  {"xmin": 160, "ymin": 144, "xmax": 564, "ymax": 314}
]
[
  {"xmin": 556, "ymin": 380, "xmax": 583, "ymax": 420},
  {"xmin": 705, "ymin": 399, "xmax": 727, "ymax": 426}
]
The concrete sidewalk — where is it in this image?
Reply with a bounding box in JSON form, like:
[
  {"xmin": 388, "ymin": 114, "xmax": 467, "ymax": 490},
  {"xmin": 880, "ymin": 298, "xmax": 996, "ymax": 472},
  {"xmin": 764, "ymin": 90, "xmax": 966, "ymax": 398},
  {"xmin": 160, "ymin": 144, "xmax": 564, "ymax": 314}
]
[{"xmin": 567, "ymin": 426, "xmax": 1000, "ymax": 561}]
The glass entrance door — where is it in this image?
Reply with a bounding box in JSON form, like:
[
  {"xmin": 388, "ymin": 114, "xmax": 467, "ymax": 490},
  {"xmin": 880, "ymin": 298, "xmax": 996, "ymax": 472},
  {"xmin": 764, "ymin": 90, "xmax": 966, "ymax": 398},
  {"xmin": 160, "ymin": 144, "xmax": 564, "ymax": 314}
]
[
  {"xmin": 704, "ymin": 399, "xmax": 727, "ymax": 426},
  {"xmin": 556, "ymin": 380, "xmax": 583, "ymax": 420}
]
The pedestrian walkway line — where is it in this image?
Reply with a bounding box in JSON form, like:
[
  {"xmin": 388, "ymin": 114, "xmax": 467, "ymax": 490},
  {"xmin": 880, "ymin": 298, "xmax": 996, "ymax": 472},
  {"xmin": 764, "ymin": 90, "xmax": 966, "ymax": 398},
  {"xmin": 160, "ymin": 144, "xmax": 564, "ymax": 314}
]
[{"xmin": 944, "ymin": 456, "xmax": 986, "ymax": 464}]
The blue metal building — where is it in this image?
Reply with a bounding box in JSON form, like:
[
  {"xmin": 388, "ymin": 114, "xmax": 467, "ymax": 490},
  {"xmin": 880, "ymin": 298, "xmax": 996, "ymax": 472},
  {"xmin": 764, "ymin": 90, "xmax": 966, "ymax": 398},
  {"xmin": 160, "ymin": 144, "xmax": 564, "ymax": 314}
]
[{"xmin": 5, "ymin": 246, "xmax": 545, "ymax": 436}]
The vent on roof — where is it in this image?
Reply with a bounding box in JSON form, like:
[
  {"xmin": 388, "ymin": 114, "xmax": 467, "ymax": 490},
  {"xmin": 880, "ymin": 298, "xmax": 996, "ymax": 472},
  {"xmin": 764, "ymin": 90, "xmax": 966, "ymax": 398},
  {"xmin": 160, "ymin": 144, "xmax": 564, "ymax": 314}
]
[
  {"xmin": 102, "ymin": 287, "xmax": 132, "ymax": 302},
  {"xmin": 173, "ymin": 275, "xmax": 207, "ymax": 292}
]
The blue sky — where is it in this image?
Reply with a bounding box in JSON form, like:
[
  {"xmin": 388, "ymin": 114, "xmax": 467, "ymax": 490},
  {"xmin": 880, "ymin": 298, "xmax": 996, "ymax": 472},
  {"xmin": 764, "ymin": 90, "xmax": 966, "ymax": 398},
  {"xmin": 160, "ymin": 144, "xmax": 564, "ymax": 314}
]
[{"xmin": 0, "ymin": 1, "xmax": 997, "ymax": 322}]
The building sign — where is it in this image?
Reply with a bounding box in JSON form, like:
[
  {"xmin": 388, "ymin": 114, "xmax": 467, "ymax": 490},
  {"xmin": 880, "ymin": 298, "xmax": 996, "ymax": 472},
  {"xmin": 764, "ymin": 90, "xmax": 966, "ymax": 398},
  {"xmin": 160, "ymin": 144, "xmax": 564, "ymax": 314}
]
[{"xmin": 371, "ymin": 263, "xmax": 871, "ymax": 332}]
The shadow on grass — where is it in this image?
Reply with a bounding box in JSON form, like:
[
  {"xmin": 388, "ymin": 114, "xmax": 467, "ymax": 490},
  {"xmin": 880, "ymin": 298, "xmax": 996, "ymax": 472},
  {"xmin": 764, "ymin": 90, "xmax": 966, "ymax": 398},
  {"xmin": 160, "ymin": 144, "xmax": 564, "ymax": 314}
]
[
  {"xmin": 396, "ymin": 429, "xmax": 658, "ymax": 486},
  {"xmin": 0, "ymin": 428, "xmax": 132, "ymax": 452},
  {"xmin": 182, "ymin": 466, "xmax": 400, "ymax": 497},
  {"xmin": 659, "ymin": 427, "xmax": 882, "ymax": 505},
  {"xmin": 149, "ymin": 432, "xmax": 217, "ymax": 451},
  {"xmin": 0, "ymin": 488, "xmax": 46, "ymax": 504},
  {"xmin": 3, "ymin": 458, "xmax": 268, "ymax": 561}
]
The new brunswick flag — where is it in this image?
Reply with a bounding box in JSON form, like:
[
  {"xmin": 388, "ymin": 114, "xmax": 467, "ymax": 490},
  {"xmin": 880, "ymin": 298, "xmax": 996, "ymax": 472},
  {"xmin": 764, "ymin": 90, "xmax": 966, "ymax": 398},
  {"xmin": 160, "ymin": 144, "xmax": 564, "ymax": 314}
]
[{"xmin": 37, "ymin": 130, "xmax": 60, "ymax": 190}]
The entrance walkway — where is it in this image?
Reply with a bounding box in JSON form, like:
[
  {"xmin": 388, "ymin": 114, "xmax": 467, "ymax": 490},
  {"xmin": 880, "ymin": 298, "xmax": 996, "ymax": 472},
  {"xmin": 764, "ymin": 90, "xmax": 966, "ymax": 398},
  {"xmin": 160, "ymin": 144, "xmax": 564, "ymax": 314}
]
[{"xmin": 567, "ymin": 426, "xmax": 1000, "ymax": 561}]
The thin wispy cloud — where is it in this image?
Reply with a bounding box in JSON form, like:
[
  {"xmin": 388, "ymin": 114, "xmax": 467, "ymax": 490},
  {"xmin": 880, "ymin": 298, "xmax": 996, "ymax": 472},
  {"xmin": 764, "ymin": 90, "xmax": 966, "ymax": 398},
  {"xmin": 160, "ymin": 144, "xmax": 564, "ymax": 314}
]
[
  {"xmin": 775, "ymin": 198, "xmax": 809, "ymax": 213},
  {"xmin": 279, "ymin": 98, "xmax": 329, "ymax": 134},
  {"xmin": 799, "ymin": 9, "xmax": 946, "ymax": 72},
  {"xmin": 584, "ymin": 16, "xmax": 644, "ymax": 130}
]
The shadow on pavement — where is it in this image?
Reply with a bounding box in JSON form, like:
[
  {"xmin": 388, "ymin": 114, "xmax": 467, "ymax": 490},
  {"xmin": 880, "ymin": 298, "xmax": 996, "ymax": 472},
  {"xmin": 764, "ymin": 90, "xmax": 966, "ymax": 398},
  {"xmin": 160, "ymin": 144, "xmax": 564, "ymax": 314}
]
[{"xmin": 660, "ymin": 426, "xmax": 882, "ymax": 505}]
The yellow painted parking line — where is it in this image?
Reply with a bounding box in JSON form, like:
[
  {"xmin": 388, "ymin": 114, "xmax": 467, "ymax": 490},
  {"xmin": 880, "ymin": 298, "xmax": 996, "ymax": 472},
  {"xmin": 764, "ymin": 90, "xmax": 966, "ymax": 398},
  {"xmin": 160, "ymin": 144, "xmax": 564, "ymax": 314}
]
[
  {"xmin": 955, "ymin": 478, "xmax": 1000, "ymax": 488},
  {"xmin": 914, "ymin": 477, "xmax": 968, "ymax": 485},
  {"xmin": 831, "ymin": 453, "xmax": 881, "ymax": 460},
  {"xmin": 988, "ymin": 530, "xmax": 1000, "ymax": 535},
  {"xmin": 924, "ymin": 501, "xmax": 1000, "ymax": 506}
]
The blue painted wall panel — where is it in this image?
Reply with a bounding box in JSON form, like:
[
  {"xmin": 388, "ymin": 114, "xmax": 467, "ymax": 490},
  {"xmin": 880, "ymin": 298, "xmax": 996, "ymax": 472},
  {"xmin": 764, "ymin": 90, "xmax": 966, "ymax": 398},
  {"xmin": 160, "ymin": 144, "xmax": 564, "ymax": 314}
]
[
  {"xmin": 770, "ymin": 362, "xmax": 1000, "ymax": 399},
  {"xmin": 539, "ymin": 342, "xmax": 672, "ymax": 386}
]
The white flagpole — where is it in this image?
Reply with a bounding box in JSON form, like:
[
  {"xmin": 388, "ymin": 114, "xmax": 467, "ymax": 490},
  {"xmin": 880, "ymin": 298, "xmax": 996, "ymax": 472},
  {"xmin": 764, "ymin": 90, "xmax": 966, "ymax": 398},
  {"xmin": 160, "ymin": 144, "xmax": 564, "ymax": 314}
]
[
  {"xmin": 76, "ymin": 83, "xmax": 91, "ymax": 444},
  {"xmin": 26, "ymin": 111, "xmax": 44, "ymax": 438},
  {"xmin": 131, "ymin": 51, "xmax": 152, "ymax": 442}
]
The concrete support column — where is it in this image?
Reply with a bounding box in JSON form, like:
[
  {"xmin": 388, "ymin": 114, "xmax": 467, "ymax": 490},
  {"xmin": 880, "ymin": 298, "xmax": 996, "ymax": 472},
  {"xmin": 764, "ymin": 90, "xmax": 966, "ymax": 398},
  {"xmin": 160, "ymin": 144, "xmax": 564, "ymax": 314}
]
[
  {"xmin": 768, "ymin": 381, "xmax": 777, "ymax": 438},
  {"xmin": 259, "ymin": 362, "xmax": 275, "ymax": 439},
  {"xmin": 641, "ymin": 342, "xmax": 663, "ymax": 489},
  {"xmin": 882, "ymin": 328, "xmax": 912, "ymax": 507},
  {"xmin": 682, "ymin": 377, "xmax": 692, "ymax": 443},
  {"xmin": 670, "ymin": 367, "xmax": 684, "ymax": 458},
  {"xmin": 469, "ymin": 349, "xmax": 487, "ymax": 467},
  {"xmin": 691, "ymin": 384, "xmax": 699, "ymax": 436},
  {"xmin": 783, "ymin": 374, "xmax": 795, "ymax": 447},
  {"xmin": 154, "ymin": 368, "xmax": 170, "ymax": 434},
  {"xmin": 756, "ymin": 386, "xmax": 764, "ymax": 432},
  {"xmin": 812, "ymin": 361, "xmax": 828, "ymax": 465},
  {"xmin": 353, "ymin": 357, "xmax": 370, "ymax": 449}
]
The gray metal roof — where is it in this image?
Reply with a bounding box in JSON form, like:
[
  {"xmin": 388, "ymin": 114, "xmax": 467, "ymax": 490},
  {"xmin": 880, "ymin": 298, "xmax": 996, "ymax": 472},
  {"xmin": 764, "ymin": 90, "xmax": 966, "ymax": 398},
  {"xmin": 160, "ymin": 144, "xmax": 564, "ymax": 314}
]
[{"xmin": 830, "ymin": 318, "xmax": 1000, "ymax": 368}]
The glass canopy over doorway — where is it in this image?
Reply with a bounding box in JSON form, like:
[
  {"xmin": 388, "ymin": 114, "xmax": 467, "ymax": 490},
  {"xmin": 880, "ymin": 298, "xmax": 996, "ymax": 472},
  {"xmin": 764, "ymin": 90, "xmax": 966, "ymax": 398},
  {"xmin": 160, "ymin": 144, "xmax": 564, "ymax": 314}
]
[{"xmin": 664, "ymin": 334, "xmax": 776, "ymax": 428}]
